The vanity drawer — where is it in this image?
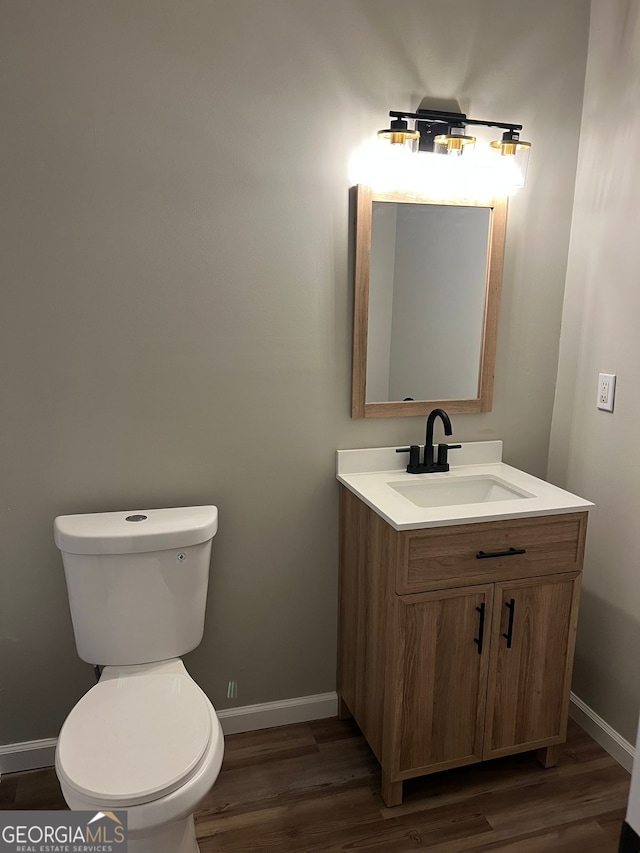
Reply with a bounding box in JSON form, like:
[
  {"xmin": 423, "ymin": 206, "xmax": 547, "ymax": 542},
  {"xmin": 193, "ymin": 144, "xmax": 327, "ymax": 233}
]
[{"xmin": 396, "ymin": 512, "xmax": 588, "ymax": 594}]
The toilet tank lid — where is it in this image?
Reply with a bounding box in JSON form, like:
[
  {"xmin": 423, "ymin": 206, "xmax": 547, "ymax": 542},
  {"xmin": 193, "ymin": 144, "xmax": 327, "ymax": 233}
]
[{"xmin": 54, "ymin": 506, "xmax": 218, "ymax": 555}]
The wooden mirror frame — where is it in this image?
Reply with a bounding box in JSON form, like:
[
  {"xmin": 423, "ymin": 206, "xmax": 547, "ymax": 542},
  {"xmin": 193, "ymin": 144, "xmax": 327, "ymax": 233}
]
[{"xmin": 351, "ymin": 185, "xmax": 507, "ymax": 418}]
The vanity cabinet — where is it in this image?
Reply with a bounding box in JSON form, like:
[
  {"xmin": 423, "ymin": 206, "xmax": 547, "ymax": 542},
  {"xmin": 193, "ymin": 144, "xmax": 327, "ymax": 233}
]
[{"xmin": 337, "ymin": 486, "xmax": 588, "ymax": 806}]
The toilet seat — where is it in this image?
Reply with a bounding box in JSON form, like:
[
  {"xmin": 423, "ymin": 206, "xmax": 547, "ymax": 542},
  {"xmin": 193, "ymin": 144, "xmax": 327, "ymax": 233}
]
[{"xmin": 56, "ymin": 672, "xmax": 215, "ymax": 807}]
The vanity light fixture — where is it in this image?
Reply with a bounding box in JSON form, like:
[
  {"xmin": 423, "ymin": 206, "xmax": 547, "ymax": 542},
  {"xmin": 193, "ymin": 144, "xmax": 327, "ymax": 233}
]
[
  {"xmin": 489, "ymin": 128, "xmax": 531, "ymax": 186},
  {"xmin": 376, "ymin": 117, "xmax": 420, "ymax": 153},
  {"xmin": 378, "ymin": 107, "xmax": 531, "ymax": 184}
]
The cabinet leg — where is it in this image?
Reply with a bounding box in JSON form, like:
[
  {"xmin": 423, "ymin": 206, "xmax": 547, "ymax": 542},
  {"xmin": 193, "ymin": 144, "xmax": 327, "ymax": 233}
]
[
  {"xmin": 537, "ymin": 743, "xmax": 561, "ymax": 768},
  {"xmin": 337, "ymin": 693, "xmax": 352, "ymax": 720},
  {"xmin": 381, "ymin": 772, "xmax": 403, "ymax": 807}
]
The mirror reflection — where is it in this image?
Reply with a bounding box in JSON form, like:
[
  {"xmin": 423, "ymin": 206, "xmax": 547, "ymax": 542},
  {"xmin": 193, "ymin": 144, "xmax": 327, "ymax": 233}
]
[
  {"xmin": 351, "ymin": 186, "xmax": 507, "ymax": 418},
  {"xmin": 367, "ymin": 202, "xmax": 490, "ymax": 403}
]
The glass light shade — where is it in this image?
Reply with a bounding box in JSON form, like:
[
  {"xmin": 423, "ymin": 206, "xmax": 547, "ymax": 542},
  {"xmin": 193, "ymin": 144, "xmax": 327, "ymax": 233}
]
[
  {"xmin": 490, "ymin": 135, "xmax": 531, "ymax": 186},
  {"xmin": 349, "ymin": 136, "xmax": 522, "ymax": 199},
  {"xmin": 433, "ymin": 133, "xmax": 476, "ymax": 157},
  {"xmin": 377, "ymin": 127, "xmax": 420, "ymax": 154}
]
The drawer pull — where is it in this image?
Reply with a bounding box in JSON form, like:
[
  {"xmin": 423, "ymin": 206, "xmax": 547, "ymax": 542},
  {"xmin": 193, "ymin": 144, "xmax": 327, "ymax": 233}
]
[
  {"xmin": 476, "ymin": 547, "xmax": 526, "ymax": 560},
  {"xmin": 502, "ymin": 598, "xmax": 516, "ymax": 648},
  {"xmin": 474, "ymin": 603, "xmax": 486, "ymax": 655}
]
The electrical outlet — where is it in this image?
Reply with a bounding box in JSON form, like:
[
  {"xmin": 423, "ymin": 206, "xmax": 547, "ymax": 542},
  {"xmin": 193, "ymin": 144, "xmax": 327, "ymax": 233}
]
[{"xmin": 597, "ymin": 373, "xmax": 616, "ymax": 412}]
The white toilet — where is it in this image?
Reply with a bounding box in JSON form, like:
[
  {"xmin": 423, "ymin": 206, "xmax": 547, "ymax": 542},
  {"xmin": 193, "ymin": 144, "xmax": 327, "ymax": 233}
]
[{"xmin": 53, "ymin": 506, "xmax": 224, "ymax": 853}]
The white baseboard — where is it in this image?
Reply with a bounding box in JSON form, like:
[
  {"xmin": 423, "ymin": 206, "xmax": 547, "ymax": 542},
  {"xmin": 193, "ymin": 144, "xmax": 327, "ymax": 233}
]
[
  {"xmin": 217, "ymin": 691, "xmax": 338, "ymax": 735},
  {"xmin": 2, "ymin": 692, "xmax": 629, "ymax": 777},
  {"xmin": 0, "ymin": 692, "xmax": 339, "ymax": 775},
  {"xmin": 0, "ymin": 738, "xmax": 57, "ymax": 775},
  {"xmin": 569, "ymin": 692, "xmax": 635, "ymax": 773}
]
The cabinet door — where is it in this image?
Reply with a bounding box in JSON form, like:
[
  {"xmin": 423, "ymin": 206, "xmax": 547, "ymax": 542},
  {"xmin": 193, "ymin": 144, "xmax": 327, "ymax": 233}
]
[
  {"xmin": 394, "ymin": 585, "xmax": 493, "ymax": 775},
  {"xmin": 483, "ymin": 572, "xmax": 581, "ymax": 759}
]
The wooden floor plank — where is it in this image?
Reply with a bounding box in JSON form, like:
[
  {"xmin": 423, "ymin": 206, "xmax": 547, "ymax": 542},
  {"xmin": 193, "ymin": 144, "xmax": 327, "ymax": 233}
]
[
  {"xmin": 196, "ymin": 728, "xmax": 380, "ymax": 819},
  {"xmin": 195, "ymin": 781, "xmax": 377, "ymax": 840},
  {"xmin": 0, "ymin": 773, "xmax": 19, "ymax": 810},
  {"xmin": 480, "ymin": 764, "xmax": 630, "ymax": 835},
  {"xmin": 0, "ymin": 716, "xmax": 630, "ymax": 852},
  {"xmin": 594, "ymin": 807, "xmax": 630, "ymax": 844},
  {"xmin": 199, "ymin": 804, "xmax": 492, "ymax": 853},
  {"xmin": 220, "ymin": 722, "xmax": 320, "ymax": 771},
  {"xmin": 460, "ymin": 818, "xmax": 615, "ymax": 853}
]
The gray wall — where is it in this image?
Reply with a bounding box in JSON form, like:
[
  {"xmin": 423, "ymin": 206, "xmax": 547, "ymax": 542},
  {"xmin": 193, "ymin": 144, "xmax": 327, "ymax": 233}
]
[
  {"xmin": 549, "ymin": 0, "xmax": 640, "ymax": 743},
  {"xmin": 0, "ymin": 0, "xmax": 589, "ymax": 746}
]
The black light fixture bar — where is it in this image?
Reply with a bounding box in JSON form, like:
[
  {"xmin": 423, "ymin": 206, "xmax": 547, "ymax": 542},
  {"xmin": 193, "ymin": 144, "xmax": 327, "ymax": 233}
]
[{"xmin": 389, "ymin": 109, "xmax": 522, "ymax": 133}]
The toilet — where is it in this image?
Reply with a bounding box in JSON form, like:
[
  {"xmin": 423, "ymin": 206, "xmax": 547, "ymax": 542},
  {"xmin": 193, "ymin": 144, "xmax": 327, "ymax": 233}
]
[{"xmin": 53, "ymin": 506, "xmax": 224, "ymax": 853}]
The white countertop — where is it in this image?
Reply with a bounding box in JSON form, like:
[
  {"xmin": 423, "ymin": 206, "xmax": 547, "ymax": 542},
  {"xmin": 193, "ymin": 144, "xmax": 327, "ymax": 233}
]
[{"xmin": 336, "ymin": 441, "xmax": 593, "ymax": 530}]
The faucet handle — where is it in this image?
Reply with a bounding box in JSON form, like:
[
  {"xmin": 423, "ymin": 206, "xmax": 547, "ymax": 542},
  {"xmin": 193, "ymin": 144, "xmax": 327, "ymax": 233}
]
[
  {"xmin": 396, "ymin": 445, "xmax": 422, "ymax": 474},
  {"xmin": 436, "ymin": 443, "xmax": 462, "ymax": 470}
]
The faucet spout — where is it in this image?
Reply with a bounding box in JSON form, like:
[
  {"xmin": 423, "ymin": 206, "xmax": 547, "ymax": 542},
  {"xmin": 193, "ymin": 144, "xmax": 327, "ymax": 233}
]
[{"xmin": 424, "ymin": 408, "xmax": 452, "ymax": 468}]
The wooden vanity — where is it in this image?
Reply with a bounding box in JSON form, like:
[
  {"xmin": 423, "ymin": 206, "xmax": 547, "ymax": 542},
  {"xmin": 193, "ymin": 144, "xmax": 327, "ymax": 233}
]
[{"xmin": 337, "ymin": 485, "xmax": 588, "ymax": 806}]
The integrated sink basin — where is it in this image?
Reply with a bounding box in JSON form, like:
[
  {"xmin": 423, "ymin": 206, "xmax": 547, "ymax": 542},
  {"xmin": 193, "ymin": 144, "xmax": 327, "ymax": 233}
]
[{"xmin": 389, "ymin": 475, "xmax": 534, "ymax": 508}]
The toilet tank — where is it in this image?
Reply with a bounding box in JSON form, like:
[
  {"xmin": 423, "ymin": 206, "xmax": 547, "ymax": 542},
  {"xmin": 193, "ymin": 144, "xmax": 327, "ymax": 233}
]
[{"xmin": 54, "ymin": 506, "xmax": 218, "ymax": 666}]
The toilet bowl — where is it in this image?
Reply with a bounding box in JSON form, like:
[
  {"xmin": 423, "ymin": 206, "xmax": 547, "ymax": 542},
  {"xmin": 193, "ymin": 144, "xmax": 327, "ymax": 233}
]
[
  {"xmin": 56, "ymin": 660, "xmax": 223, "ymax": 853},
  {"xmin": 54, "ymin": 506, "xmax": 223, "ymax": 853}
]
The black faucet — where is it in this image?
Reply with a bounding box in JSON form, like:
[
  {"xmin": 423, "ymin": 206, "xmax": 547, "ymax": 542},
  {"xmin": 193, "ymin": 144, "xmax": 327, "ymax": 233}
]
[
  {"xmin": 424, "ymin": 408, "xmax": 452, "ymax": 470},
  {"xmin": 396, "ymin": 408, "xmax": 461, "ymax": 474}
]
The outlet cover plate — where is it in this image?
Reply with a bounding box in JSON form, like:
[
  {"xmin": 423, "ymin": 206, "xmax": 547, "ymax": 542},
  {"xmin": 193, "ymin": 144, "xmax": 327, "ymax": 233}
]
[{"xmin": 597, "ymin": 373, "xmax": 616, "ymax": 412}]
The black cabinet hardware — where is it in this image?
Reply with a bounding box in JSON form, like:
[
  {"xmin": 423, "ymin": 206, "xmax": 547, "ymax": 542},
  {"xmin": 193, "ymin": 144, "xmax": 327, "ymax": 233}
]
[
  {"xmin": 474, "ymin": 603, "xmax": 486, "ymax": 655},
  {"xmin": 502, "ymin": 598, "xmax": 515, "ymax": 648},
  {"xmin": 476, "ymin": 547, "xmax": 526, "ymax": 560}
]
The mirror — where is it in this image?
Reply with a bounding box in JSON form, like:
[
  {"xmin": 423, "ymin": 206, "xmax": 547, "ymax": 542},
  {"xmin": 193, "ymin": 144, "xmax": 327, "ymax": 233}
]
[{"xmin": 351, "ymin": 185, "xmax": 507, "ymax": 418}]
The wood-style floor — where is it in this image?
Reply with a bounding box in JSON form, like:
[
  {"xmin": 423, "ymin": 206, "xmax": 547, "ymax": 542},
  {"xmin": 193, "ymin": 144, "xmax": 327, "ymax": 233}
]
[{"xmin": 0, "ymin": 717, "xmax": 630, "ymax": 852}]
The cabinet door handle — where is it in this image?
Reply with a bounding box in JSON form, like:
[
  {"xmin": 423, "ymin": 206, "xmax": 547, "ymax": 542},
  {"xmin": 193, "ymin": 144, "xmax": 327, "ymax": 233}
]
[
  {"xmin": 474, "ymin": 603, "xmax": 486, "ymax": 655},
  {"xmin": 502, "ymin": 598, "xmax": 515, "ymax": 648},
  {"xmin": 476, "ymin": 547, "xmax": 526, "ymax": 560}
]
